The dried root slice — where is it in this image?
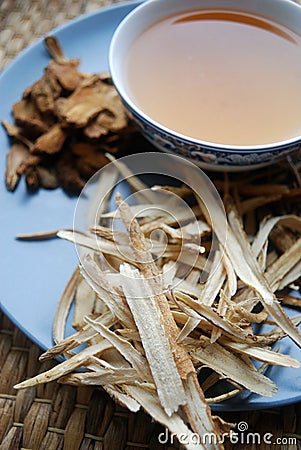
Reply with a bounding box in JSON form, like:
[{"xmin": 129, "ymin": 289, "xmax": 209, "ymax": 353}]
[
  {"xmin": 80, "ymin": 257, "xmax": 136, "ymax": 330},
  {"xmin": 189, "ymin": 336, "xmax": 277, "ymax": 397},
  {"xmin": 57, "ymin": 78, "xmax": 122, "ymax": 128},
  {"xmin": 84, "ymin": 316, "xmax": 151, "ymax": 382},
  {"xmin": 57, "ymin": 368, "xmax": 139, "ymax": 386},
  {"xmin": 265, "ymin": 238, "xmax": 301, "ymax": 291},
  {"xmin": 13, "ymin": 167, "xmax": 301, "ymax": 450},
  {"xmin": 281, "ymin": 294, "xmax": 301, "ymax": 309},
  {"xmin": 182, "ymin": 373, "xmax": 222, "ymax": 449},
  {"xmin": 14, "ymin": 340, "xmax": 112, "ymax": 389},
  {"xmin": 52, "ymin": 266, "xmax": 82, "ymax": 345},
  {"xmin": 32, "ymin": 124, "xmax": 67, "ymax": 155},
  {"xmin": 104, "ymin": 385, "xmax": 141, "ymax": 413},
  {"xmin": 120, "ymin": 263, "xmax": 186, "ymax": 416},
  {"xmin": 16, "ymin": 228, "xmax": 71, "ymax": 241},
  {"xmin": 251, "ymin": 215, "xmax": 301, "ymax": 261},
  {"xmin": 221, "ymin": 339, "xmax": 300, "ymax": 368},
  {"xmin": 174, "ymin": 291, "xmax": 258, "ymax": 345},
  {"xmin": 226, "ymin": 196, "xmax": 301, "ymax": 347},
  {"xmin": 40, "ymin": 310, "xmax": 114, "ymax": 361},
  {"xmin": 124, "ymin": 384, "xmax": 218, "ymax": 450}
]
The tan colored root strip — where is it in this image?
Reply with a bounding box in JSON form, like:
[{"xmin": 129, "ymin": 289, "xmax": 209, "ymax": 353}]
[
  {"xmin": 222, "ymin": 340, "xmax": 300, "ymax": 368},
  {"xmin": 239, "ymin": 194, "xmax": 283, "ymax": 214},
  {"xmin": 226, "ymin": 199, "xmax": 301, "ymax": 347},
  {"xmin": 120, "ymin": 263, "xmax": 187, "ymax": 416},
  {"xmin": 104, "ymin": 385, "xmax": 141, "ymax": 413},
  {"xmin": 190, "ymin": 337, "xmax": 277, "ymax": 397},
  {"xmin": 80, "ymin": 256, "xmax": 135, "ymax": 329},
  {"xmin": 84, "ymin": 316, "xmax": 151, "ymax": 381},
  {"xmin": 182, "ymin": 373, "xmax": 222, "ymax": 449},
  {"xmin": 16, "ymin": 229, "xmax": 67, "ymax": 240},
  {"xmin": 73, "ymin": 278, "xmax": 96, "ymax": 329},
  {"xmin": 125, "ymin": 384, "xmax": 212, "ymax": 450},
  {"xmin": 200, "ymin": 250, "xmax": 226, "ymax": 306}
]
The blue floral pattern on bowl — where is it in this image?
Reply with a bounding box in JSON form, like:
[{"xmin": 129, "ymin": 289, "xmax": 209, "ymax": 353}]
[{"xmin": 126, "ymin": 103, "xmax": 301, "ymax": 171}]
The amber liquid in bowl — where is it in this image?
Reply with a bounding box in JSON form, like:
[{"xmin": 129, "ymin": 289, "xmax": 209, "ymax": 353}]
[{"xmin": 125, "ymin": 9, "xmax": 301, "ymax": 146}]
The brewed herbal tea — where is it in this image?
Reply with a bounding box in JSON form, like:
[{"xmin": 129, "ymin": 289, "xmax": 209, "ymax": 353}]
[{"xmin": 125, "ymin": 9, "xmax": 301, "ymax": 146}]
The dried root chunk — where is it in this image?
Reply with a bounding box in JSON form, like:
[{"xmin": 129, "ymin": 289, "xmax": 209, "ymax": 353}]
[
  {"xmin": 84, "ymin": 92, "xmax": 128, "ymax": 139},
  {"xmin": 5, "ymin": 143, "xmax": 29, "ymax": 191},
  {"xmin": 25, "ymin": 165, "xmax": 39, "ymax": 192},
  {"xmin": 44, "ymin": 36, "xmax": 68, "ymax": 63},
  {"xmin": 55, "ymin": 151, "xmax": 85, "ymax": 194}
]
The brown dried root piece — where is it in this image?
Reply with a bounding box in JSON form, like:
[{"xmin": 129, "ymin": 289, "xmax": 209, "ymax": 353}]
[
  {"xmin": 26, "ymin": 69, "xmax": 63, "ymax": 115},
  {"xmin": 5, "ymin": 143, "xmax": 29, "ymax": 191},
  {"xmin": 32, "ymin": 124, "xmax": 67, "ymax": 155},
  {"xmin": 2, "ymin": 36, "xmax": 133, "ymax": 195},
  {"xmin": 56, "ymin": 77, "xmax": 125, "ymax": 128}
]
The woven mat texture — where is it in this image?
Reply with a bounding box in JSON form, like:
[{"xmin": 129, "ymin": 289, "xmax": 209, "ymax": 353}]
[
  {"xmin": 0, "ymin": 0, "xmax": 123, "ymax": 72},
  {"xmin": 0, "ymin": 1, "xmax": 301, "ymax": 449}
]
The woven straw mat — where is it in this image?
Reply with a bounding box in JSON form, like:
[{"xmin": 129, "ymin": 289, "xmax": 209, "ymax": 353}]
[{"xmin": 0, "ymin": 1, "xmax": 301, "ymax": 449}]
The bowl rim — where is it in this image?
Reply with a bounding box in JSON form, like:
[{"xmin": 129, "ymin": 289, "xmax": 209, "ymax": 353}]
[{"xmin": 109, "ymin": 0, "xmax": 301, "ymax": 153}]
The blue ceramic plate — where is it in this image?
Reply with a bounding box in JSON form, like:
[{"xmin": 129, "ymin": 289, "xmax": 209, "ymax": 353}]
[{"xmin": 0, "ymin": 0, "xmax": 301, "ymax": 412}]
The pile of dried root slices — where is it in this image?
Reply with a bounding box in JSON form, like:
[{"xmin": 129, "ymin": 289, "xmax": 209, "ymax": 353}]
[
  {"xmin": 3, "ymin": 37, "xmax": 134, "ymax": 194},
  {"xmin": 15, "ymin": 158, "xmax": 301, "ymax": 450}
]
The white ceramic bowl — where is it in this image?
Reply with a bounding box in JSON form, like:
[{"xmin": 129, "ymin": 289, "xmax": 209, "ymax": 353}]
[{"xmin": 109, "ymin": 0, "xmax": 301, "ymax": 171}]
